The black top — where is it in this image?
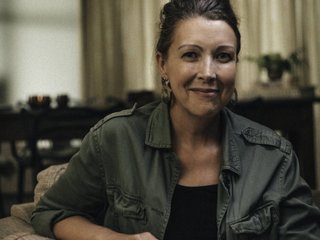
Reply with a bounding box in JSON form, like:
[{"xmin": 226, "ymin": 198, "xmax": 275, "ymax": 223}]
[{"xmin": 164, "ymin": 184, "xmax": 218, "ymax": 240}]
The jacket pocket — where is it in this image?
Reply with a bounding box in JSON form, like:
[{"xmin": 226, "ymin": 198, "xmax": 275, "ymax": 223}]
[
  {"xmin": 105, "ymin": 185, "xmax": 147, "ymax": 234},
  {"xmin": 112, "ymin": 189, "xmax": 145, "ymax": 220},
  {"xmin": 229, "ymin": 202, "xmax": 279, "ymax": 239}
]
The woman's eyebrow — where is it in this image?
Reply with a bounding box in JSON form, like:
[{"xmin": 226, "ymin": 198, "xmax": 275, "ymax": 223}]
[
  {"xmin": 216, "ymin": 45, "xmax": 236, "ymax": 51},
  {"xmin": 178, "ymin": 44, "xmax": 202, "ymax": 50}
]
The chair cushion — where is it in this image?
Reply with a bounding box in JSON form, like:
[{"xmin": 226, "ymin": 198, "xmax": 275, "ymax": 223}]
[
  {"xmin": 0, "ymin": 216, "xmax": 35, "ymax": 239},
  {"xmin": 34, "ymin": 163, "xmax": 68, "ymax": 204}
]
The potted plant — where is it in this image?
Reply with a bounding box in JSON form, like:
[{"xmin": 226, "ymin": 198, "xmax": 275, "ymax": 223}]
[{"xmin": 247, "ymin": 52, "xmax": 303, "ymax": 81}]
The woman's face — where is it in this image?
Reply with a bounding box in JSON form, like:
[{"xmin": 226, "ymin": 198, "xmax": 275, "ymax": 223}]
[{"xmin": 157, "ymin": 17, "xmax": 237, "ymax": 119}]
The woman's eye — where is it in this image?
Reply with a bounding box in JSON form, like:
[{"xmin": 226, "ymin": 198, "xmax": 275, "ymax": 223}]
[
  {"xmin": 182, "ymin": 52, "xmax": 198, "ymax": 61},
  {"xmin": 216, "ymin": 52, "xmax": 234, "ymax": 62}
]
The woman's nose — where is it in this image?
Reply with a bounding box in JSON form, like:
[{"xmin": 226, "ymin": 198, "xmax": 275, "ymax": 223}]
[{"xmin": 199, "ymin": 58, "xmax": 217, "ymax": 81}]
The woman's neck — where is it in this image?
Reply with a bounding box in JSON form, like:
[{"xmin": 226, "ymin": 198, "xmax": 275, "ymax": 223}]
[
  {"xmin": 170, "ymin": 105, "xmax": 223, "ymax": 186},
  {"xmin": 170, "ymin": 106, "xmax": 222, "ymax": 147}
]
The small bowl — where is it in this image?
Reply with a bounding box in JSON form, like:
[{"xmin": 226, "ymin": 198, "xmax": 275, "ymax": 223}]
[
  {"xmin": 56, "ymin": 94, "xmax": 69, "ymax": 108},
  {"xmin": 28, "ymin": 95, "xmax": 51, "ymax": 109}
]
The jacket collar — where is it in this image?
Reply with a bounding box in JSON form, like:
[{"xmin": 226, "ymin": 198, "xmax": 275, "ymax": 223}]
[
  {"xmin": 220, "ymin": 108, "xmax": 241, "ymax": 176},
  {"xmin": 145, "ymin": 101, "xmax": 242, "ymax": 175},
  {"xmin": 145, "ymin": 101, "xmax": 172, "ymax": 148}
]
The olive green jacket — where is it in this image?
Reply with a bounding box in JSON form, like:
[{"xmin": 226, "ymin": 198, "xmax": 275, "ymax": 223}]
[{"xmin": 31, "ymin": 101, "xmax": 320, "ymax": 239}]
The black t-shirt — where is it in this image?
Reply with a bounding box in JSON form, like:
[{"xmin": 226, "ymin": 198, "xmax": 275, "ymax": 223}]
[{"xmin": 164, "ymin": 184, "xmax": 218, "ymax": 240}]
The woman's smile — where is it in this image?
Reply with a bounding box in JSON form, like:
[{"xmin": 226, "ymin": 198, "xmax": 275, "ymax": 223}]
[{"xmin": 188, "ymin": 87, "xmax": 221, "ymax": 98}]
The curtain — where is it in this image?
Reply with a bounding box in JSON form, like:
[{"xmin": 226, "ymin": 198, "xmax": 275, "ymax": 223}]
[{"xmin": 81, "ymin": 0, "xmax": 163, "ymax": 105}]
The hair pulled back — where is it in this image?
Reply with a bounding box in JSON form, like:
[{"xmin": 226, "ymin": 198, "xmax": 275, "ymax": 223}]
[{"xmin": 156, "ymin": 0, "xmax": 241, "ymax": 58}]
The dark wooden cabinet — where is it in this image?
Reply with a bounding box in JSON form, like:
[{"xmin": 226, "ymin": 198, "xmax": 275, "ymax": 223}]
[{"xmin": 233, "ymin": 97, "xmax": 320, "ymax": 188}]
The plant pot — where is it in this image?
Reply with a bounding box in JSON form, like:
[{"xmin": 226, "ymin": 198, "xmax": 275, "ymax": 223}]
[{"xmin": 267, "ymin": 64, "xmax": 284, "ymax": 81}]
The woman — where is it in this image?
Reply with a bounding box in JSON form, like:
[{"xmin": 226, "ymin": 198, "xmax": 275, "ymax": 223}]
[{"xmin": 32, "ymin": 0, "xmax": 320, "ymax": 239}]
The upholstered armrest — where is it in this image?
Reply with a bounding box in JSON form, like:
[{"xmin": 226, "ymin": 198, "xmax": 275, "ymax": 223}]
[
  {"xmin": 10, "ymin": 203, "xmax": 36, "ymax": 225},
  {"xmin": 0, "ymin": 164, "xmax": 68, "ymax": 240},
  {"xmin": 7, "ymin": 163, "xmax": 68, "ymax": 226},
  {"xmin": 34, "ymin": 163, "xmax": 68, "ymax": 204},
  {"xmin": 0, "ymin": 215, "xmax": 51, "ymax": 240}
]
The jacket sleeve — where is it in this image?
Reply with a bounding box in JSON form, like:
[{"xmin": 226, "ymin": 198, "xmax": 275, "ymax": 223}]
[
  {"xmin": 31, "ymin": 128, "xmax": 107, "ymax": 238},
  {"xmin": 279, "ymin": 150, "xmax": 320, "ymax": 239}
]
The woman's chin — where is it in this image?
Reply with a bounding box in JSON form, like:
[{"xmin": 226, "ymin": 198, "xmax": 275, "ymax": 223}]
[{"xmin": 188, "ymin": 105, "xmax": 222, "ymax": 119}]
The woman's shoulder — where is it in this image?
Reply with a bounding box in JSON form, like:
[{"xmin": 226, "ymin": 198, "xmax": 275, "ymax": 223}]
[
  {"xmin": 224, "ymin": 107, "xmax": 292, "ymax": 155},
  {"xmin": 91, "ymin": 101, "xmax": 161, "ymax": 133}
]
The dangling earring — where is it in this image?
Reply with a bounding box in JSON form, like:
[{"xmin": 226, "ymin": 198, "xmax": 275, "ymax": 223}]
[
  {"xmin": 227, "ymin": 88, "xmax": 238, "ymax": 109},
  {"xmin": 161, "ymin": 77, "xmax": 172, "ymax": 104},
  {"xmin": 233, "ymin": 88, "xmax": 238, "ymax": 103}
]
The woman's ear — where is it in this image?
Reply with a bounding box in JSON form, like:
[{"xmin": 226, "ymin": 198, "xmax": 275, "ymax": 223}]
[{"xmin": 156, "ymin": 52, "xmax": 167, "ymax": 78}]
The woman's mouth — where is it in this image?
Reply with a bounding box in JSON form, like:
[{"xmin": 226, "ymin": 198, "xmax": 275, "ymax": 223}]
[{"xmin": 189, "ymin": 87, "xmax": 220, "ymax": 96}]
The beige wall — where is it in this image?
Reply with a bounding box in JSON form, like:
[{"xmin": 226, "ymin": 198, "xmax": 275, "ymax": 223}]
[{"xmin": 0, "ymin": 0, "xmax": 81, "ymax": 105}]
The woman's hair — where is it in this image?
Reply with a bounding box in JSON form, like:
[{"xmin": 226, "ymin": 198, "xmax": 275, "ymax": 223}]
[{"xmin": 156, "ymin": 0, "xmax": 241, "ymax": 58}]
